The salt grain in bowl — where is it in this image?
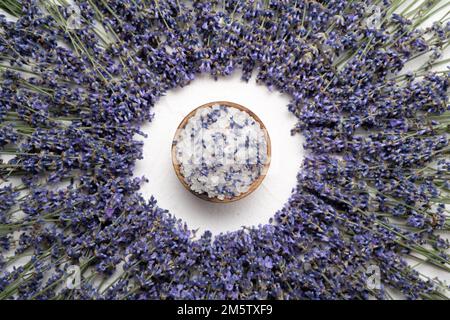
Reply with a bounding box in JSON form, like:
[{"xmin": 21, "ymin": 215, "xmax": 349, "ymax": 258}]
[{"xmin": 172, "ymin": 101, "xmax": 271, "ymax": 202}]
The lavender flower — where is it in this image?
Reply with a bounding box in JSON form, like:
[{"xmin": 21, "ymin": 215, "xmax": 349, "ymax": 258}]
[{"xmin": 0, "ymin": 0, "xmax": 448, "ymax": 300}]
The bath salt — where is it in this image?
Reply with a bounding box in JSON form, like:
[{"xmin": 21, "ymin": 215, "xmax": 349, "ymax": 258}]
[{"xmin": 175, "ymin": 104, "xmax": 268, "ymax": 200}]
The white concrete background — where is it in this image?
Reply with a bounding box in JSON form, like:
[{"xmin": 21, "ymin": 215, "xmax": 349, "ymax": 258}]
[{"xmin": 135, "ymin": 72, "xmax": 304, "ymax": 235}]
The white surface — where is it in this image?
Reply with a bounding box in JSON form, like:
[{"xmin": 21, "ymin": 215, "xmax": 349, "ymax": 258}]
[{"xmin": 135, "ymin": 72, "xmax": 304, "ymax": 235}]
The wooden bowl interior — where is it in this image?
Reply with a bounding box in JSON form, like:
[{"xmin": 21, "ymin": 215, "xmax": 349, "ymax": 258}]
[{"xmin": 172, "ymin": 101, "xmax": 271, "ymax": 203}]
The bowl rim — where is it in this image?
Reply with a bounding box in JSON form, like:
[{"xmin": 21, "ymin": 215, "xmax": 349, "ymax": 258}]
[{"xmin": 171, "ymin": 100, "xmax": 271, "ymax": 203}]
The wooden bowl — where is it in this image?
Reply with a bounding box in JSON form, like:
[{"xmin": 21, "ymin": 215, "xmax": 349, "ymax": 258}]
[{"xmin": 171, "ymin": 101, "xmax": 271, "ymax": 203}]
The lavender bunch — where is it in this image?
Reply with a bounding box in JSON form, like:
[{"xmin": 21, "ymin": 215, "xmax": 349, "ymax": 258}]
[{"xmin": 0, "ymin": 0, "xmax": 449, "ymax": 300}]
